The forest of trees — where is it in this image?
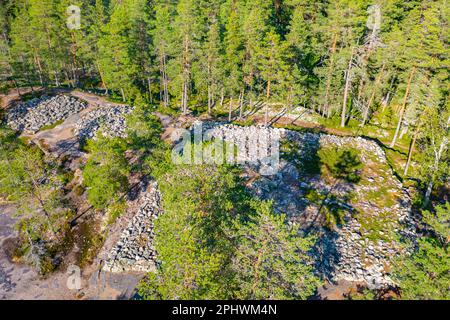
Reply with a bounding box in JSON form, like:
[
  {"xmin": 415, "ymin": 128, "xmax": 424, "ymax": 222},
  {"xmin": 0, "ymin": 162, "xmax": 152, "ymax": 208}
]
[
  {"xmin": 0, "ymin": 0, "xmax": 447, "ymax": 115},
  {"xmin": 0, "ymin": 0, "xmax": 449, "ymax": 300},
  {"xmin": 1, "ymin": 0, "xmax": 448, "ymax": 203}
]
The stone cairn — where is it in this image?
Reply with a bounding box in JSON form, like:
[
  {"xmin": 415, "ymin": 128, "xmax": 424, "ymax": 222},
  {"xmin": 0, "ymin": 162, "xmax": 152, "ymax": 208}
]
[
  {"xmin": 103, "ymin": 182, "xmax": 161, "ymax": 273},
  {"xmin": 198, "ymin": 123, "xmax": 417, "ymax": 289},
  {"xmin": 74, "ymin": 105, "xmax": 133, "ymax": 140},
  {"xmin": 5, "ymin": 94, "xmax": 87, "ymax": 133},
  {"xmin": 101, "ymin": 123, "xmax": 416, "ymax": 289}
]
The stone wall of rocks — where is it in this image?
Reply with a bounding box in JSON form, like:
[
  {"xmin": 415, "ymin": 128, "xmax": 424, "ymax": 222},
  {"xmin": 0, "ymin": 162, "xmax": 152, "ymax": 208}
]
[
  {"xmin": 5, "ymin": 95, "xmax": 87, "ymax": 133},
  {"xmin": 74, "ymin": 105, "xmax": 133, "ymax": 140},
  {"xmin": 198, "ymin": 123, "xmax": 417, "ymax": 289},
  {"xmin": 102, "ymin": 122, "xmax": 416, "ymax": 289},
  {"xmin": 103, "ymin": 182, "xmax": 161, "ymax": 273}
]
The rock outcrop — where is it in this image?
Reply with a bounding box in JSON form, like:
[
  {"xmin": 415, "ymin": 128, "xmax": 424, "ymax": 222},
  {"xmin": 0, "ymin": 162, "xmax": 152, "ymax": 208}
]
[
  {"xmin": 103, "ymin": 123, "xmax": 417, "ymax": 289},
  {"xmin": 200, "ymin": 123, "xmax": 417, "ymax": 289}
]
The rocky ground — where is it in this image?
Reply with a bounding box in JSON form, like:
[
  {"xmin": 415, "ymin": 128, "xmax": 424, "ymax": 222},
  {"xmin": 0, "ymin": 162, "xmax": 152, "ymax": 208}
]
[
  {"xmin": 200, "ymin": 124, "xmax": 417, "ymax": 289},
  {"xmin": 103, "ymin": 182, "xmax": 161, "ymax": 273},
  {"xmin": 5, "ymin": 94, "xmax": 87, "ymax": 133},
  {"xmin": 0, "ymin": 90, "xmax": 420, "ymax": 298},
  {"xmin": 74, "ymin": 105, "xmax": 133, "ymax": 140}
]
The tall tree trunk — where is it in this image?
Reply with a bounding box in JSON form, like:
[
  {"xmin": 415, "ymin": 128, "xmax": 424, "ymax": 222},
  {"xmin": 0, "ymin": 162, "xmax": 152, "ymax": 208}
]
[
  {"xmin": 95, "ymin": 60, "xmax": 107, "ymax": 91},
  {"xmin": 323, "ymin": 33, "xmax": 338, "ymax": 117},
  {"xmin": 208, "ymin": 86, "xmax": 212, "ymax": 115},
  {"xmin": 34, "ymin": 53, "xmax": 44, "ymax": 86},
  {"xmin": 220, "ymin": 89, "xmax": 224, "ymax": 108},
  {"xmin": 390, "ymin": 66, "xmax": 416, "ymax": 148},
  {"xmin": 404, "ymin": 119, "xmax": 422, "ymax": 177},
  {"xmin": 120, "ymin": 88, "xmax": 126, "ymax": 102},
  {"xmin": 54, "ymin": 71, "xmax": 59, "ymax": 87},
  {"xmin": 362, "ymin": 63, "xmax": 385, "ymax": 126},
  {"xmin": 228, "ymin": 96, "xmax": 233, "ymax": 122},
  {"xmin": 341, "ymin": 48, "xmax": 355, "ymax": 128},
  {"xmin": 160, "ymin": 53, "xmax": 169, "ymax": 108},
  {"xmin": 265, "ymin": 78, "xmax": 271, "ymax": 126},
  {"xmin": 182, "ymin": 81, "xmax": 188, "ymax": 114},
  {"xmin": 181, "ymin": 34, "xmax": 190, "ymax": 114},
  {"xmin": 382, "ymin": 75, "xmax": 396, "ymax": 111},
  {"xmin": 424, "ymin": 116, "xmax": 450, "ymax": 206},
  {"xmin": 147, "ymin": 77, "xmax": 152, "ymax": 103}
]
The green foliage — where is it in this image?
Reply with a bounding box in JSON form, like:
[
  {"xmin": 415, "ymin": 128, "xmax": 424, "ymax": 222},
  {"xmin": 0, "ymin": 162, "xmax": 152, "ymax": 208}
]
[
  {"xmin": 138, "ymin": 163, "xmax": 252, "ymax": 300},
  {"xmin": 38, "ymin": 119, "xmax": 64, "ymax": 132},
  {"xmin": 0, "ymin": 126, "xmax": 74, "ymax": 273},
  {"xmin": 106, "ymin": 200, "xmax": 127, "ymax": 225},
  {"xmin": 422, "ymin": 202, "xmax": 450, "ymax": 242},
  {"xmin": 229, "ymin": 201, "xmax": 321, "ymax": 299},
  {"xmin": 138, "ymin": 151, "xmax": 320, "ymax": 300},
  {"xmin": 82, "ymin": 134, "xmax": 130, "ymax": 209},
  {"xmin": 126, "ymin": 104, "xmax": 163, "ymax": 152},
  {"xmin": 393, "ymin": 203, "xmax": 450, "ymax": 300},
  {"xmin": 318, "ymin": 147, "xmax": 363, "ymax": 183}
]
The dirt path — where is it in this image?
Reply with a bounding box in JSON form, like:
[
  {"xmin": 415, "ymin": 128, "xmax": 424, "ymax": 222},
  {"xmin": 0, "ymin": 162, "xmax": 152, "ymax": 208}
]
[{"xmin": 0, "ymin": 87, "xmax": 45, "ymax": 110}]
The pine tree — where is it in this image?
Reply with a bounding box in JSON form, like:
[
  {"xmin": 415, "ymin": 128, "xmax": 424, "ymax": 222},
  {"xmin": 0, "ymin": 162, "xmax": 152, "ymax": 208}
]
[
  {"xmin": 138, "ymin": 164, "xmax": 249, "ymax": 299},
  {"xmin": 259, "ymin": 30, "xmax": 290, "ymax": 124},
  {"xmin": 98, "ymin": 0, "xmax": 138, "ymax": 101},
  {"xmin": 230, "ymin": 201, "xmax": 321, "ymax": 299},
  {"xmin": 151, "ymin": 1, "xmax": 175, "ymax": 108},
  {"xmin": 417, "ymin": 104, "xmax": 449, "ymax": 206},
  {"xmin": 241, "ymin": 0, "xmax": 271, "ymax": 106},
  {"xmin": 393, "ymin": 203, "xmax": 450, "ymax": 300},
  {"xmin": 222, "ymin": 0, "xmax": 244, "ymax": 103},
  {"xmin": 169, "ymin": 0, "xmax": 202, "ymax": 113},
  {"xmin": 194, "ymin": 0, "xmax": 224, "ymax": 115},
  {"xmin": 286, "ymin": 0, "xmax": 327, "ymax": 108}
]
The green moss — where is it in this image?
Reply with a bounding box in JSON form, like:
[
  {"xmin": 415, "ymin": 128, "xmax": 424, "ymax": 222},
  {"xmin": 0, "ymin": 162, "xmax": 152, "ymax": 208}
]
[
  {"xmin": 38, "ymin": 119, "xmax": 65, "ymax": 132},
  {"xmin": 106, "ymin": 200, "xmax": 127, "ymax": 225},
  {"xmin": 358, "ymin": 209, "xmax": 396, "ymax": 242},
  {"xmin": 364, "ymin": 186, "xmax": 398, "ymax": 208},
  {"xmin": 77, "ymin": 219, "xmax": 105, "ymax": 268}
]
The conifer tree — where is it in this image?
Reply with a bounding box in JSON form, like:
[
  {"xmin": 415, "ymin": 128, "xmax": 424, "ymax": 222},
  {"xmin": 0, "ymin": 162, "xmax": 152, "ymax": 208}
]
[
  {"xmin": 98, "ymin": 0, "xmax": 138, "ymax": 101},
  {"xmin": 230, "ymin": 201, "xmax": 321, "ymax": 300}
]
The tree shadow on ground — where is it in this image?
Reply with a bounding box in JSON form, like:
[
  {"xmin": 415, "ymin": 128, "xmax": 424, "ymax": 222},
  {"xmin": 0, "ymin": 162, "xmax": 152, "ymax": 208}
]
[{"xmin": 304, "ymin": 147, "xmax": 362, "ymax": 232}]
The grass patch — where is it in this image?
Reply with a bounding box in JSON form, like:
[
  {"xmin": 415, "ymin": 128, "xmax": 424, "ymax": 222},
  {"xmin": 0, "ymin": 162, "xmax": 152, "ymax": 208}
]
[
  {"xmin": 106, "ymin": 200, "xmax": 127, "ymax": 225},
  {"xmin": 358, "ymin": 209, "xmax": 397, "ymax": 242},
  {"xmin": 364, "ymin": 185, "xmax": 398, "ymax": 208},
  {"xmin": 38, "ymin": 119, "xmax": 65, "ymax": 132}
]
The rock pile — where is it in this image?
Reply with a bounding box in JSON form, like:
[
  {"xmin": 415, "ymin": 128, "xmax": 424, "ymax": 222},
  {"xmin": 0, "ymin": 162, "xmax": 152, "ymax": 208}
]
[
  {"xmin": 200, "ymin": 123, "xmax": 416, "ymax": 289},
  {"xmin": 103, "ymin": 182, "xmax": 161, "ymax": 273},
  {"xmin": 5, "ymin": 95, "xmax": 87, "ymax": 133},
  {"xmin": 74, "ymin": 105, "xmax": 133, "ymax": 140},
  {"xmin": 102, "ymin": 122, "xmax": 416, "ymax": 289}
]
